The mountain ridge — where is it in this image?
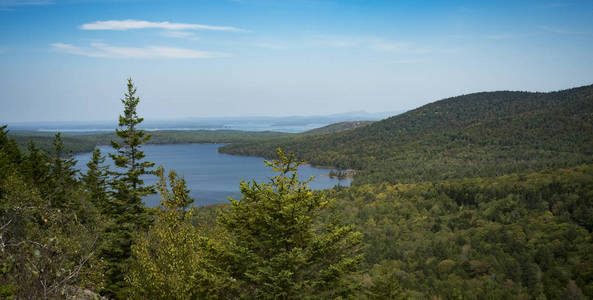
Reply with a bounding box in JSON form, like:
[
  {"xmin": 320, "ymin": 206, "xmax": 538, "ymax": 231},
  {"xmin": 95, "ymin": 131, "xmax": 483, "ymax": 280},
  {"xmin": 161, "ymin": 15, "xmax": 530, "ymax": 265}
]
[{"xmin": 219, "ymin": 84, "xmax": 593, "ymax": 184}]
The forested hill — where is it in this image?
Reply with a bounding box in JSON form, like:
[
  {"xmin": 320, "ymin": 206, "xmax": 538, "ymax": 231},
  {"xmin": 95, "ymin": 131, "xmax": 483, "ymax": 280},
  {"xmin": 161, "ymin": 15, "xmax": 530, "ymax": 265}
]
[
  {"xmin": 300, "ymin": 121, "xmax": 375, "ymax": 135},
  {"xmin": 220, "ymin": 84, "xmax": 593, "ymax": 185}
]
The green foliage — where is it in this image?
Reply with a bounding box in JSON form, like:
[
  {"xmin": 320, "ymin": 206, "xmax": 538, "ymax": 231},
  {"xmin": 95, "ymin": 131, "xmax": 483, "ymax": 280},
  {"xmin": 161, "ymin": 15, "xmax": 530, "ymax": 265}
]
[
  {"xmin": 220, "ymin": 85, "xmax": 593, "ymax": 184},
  {"xmin": 101, "ymin": 78, "xmax": 156, "ymax": 298},
  {"xmin": 47, "ymin": 132, "xmax": 79, "ymax": 208},
  {"xmin": 21, "ymin": 140, "xmax": 50, "ymax": 188},
  {"xmin": 81, "ymin": 148, "xmax": 110, "ymax": 212},
  {"xmin": 219, "ymin": 148, "xmax": 363, "ymax": 299},
  {"xmin": 109, "ymin": 78, "xmax": 155, "ymax": 202},
  {"xmin": 327, "ymin": 164, "xmax": 593, "ymax": 299},
  {"xmin": 300, "ymin": 121, "xmax": 375, "ymax": 136},
  {"xmin": 127, "ymin": 167, "xmax": 232, "ymax": 299},
  {"xmin": 4, "ymin": 83, "xmax": 593, "ymax": 299},
  {"xmin": 0, "ymin": 126, "xmax": 105, "ymax": 299}
]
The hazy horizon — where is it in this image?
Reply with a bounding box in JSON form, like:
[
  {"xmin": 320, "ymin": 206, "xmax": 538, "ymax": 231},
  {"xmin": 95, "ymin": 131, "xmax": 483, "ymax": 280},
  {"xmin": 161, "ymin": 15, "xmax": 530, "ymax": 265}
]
[{"xmin": 2, "ymin": 0, "xmax": 593, "ymax": 122}]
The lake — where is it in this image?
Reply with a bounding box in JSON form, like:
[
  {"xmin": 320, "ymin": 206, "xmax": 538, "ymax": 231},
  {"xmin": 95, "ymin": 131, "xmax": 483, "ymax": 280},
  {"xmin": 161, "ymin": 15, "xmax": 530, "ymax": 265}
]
[{"xmin": 74, "ymin": 144, "xmax": 350, "ymax": 207}]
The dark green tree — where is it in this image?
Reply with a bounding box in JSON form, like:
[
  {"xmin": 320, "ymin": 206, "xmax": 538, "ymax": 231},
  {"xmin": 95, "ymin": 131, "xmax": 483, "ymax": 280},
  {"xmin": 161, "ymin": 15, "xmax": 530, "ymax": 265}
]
[
  {"xmin": 109, "ymin": 78, "xmax": 155, "ymax": 206},
  {"xmin": 0, "ymin": 125, "xmax": 22, "ymax": 176},
  {"xmin": 48, "ymin": 132, "xmax": 78, "ymax": 208},
  {"xmin": 102, "ymin": 78, "xmax": 155, "ymax": 298},
  {"xmin": 81, "ymin": 148, "xmax": 109, "ymax": 212},
  {"xmin": 21, "ymin": 140, "xmax": 50, "ymax": 189},
  {"xmin": 219, "ymin": 148, "xmax": 363, "ymax": 299}
]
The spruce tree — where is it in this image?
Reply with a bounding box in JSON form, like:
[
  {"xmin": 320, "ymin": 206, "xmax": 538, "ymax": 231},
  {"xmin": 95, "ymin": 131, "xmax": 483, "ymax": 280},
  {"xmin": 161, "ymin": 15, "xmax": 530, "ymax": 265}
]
[
  {"xmin": 219, "ymin": 148, "xmax": 363, "ymax": 299},
  {"xmin": 21, "ymin": 140, "xmax": 50, "ymax": 191},
  {"xmin": 48, "ymin": 133, "xmax": 78, "ymax": 208},
  {"xmin": 102, "ymin": 78, "xmax": 155, "ymax": 298},
  {"xmin": 107, "ymin": 77, "xmax": 155, "ymax": 226},
  {"xmin": 81, "ymin": 148, "xmax": 109, "ymax": 212}
]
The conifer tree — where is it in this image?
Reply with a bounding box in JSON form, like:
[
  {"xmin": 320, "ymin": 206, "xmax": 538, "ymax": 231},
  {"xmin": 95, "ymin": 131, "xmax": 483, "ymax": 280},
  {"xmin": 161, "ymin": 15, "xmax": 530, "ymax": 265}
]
[
  {"xmin": 0, "ymin": 125, "xmax": 22, "ymax": 174},
  {"xmin": 82, "ymin": 148, "xmax": 109, "ymax": 212},
  {"xmin": 22, "ymin": 140, "xmax": 50, "ymax": 188},
  {"xmin": 108, "ymin": 78, "xmax": 155, "ymax": 226},
  {"xmin": 109, "ymin": 78, "xmax": 155, "ymax": 207},
  {"xmin": 48, "ymin": 133, "xmax": 78, "ymax": 208},
  {"xmin": 219, "ymin": 148, "xmax": 363, "ymax": 299},
  {"xmin": 102, "ymin": 78, "xmax": 155, "ymax": 298}
]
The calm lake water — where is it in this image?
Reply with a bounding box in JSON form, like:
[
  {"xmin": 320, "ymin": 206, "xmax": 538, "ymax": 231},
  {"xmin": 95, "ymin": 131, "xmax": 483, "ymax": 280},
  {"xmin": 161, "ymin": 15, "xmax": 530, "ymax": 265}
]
[{"xmin": 74, "ymin": 144, "xmax": 350, "ymax": 207}]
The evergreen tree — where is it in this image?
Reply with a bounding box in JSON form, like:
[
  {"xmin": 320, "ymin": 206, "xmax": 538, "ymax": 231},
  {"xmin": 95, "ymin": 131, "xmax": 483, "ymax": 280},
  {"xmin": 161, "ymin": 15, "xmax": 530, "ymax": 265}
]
[
  {"xmin": 82, "ymin": 148, "xmax": 109, "ymax": 212},
  {"xmin": 110, "ymin": 78, "xmax": 155, "ymax": 201},
  {"xmin": 0, "ymin": 125, "xmax": 22, "ymax": 198},
  {"xmin": 102, "ymin": 78, "xmax": 155, "ymax": 298},
  {"xmin": 48, "ymin": 132, "xmax": 78, "ymax": 208},
  {"xmin": 22, "ymin": 140, "xmax": 50, "ymax": 188},
  {"xmin": 0, "ymin": 125, "xmax": 22, "ymax": 174},
  {"xmin": 219, "ymin": 148, "xmax": 363, "ymax": 299}
]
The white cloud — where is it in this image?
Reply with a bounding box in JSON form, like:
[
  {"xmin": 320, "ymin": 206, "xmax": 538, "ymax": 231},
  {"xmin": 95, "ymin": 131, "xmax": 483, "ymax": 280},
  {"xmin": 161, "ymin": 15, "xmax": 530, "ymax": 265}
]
[
  {"xmin": 0, "ymin": 0, "xmax": 52, "ymax": 5},
  {"xmin": 0, "ymin": 0, "xmax": 52, "ymax": 9},
  {"xmin": 161, "ymin": 30, "xmax": 200, "ymax": 40},
  {"xmin": 50, "ymin": 42, "xmax": 228, "ymax": 59},
  {"xmin": 81, "ymin": 19, "xmax": 244, "ymax": 32}
]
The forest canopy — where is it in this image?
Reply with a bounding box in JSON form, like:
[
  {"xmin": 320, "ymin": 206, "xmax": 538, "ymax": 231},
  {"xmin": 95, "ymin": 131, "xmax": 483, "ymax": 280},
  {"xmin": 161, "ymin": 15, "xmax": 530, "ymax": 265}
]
[{"xmin": 1, "ymin": 82, "xmax": 592, "ymax": 299}]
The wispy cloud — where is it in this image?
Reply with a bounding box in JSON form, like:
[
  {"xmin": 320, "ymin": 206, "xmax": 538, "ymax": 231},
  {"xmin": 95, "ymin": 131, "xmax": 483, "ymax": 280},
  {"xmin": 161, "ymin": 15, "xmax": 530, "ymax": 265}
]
[
  {"xmin": 51, "ymin": 42, "xmax": 228, "ymax": 59},
  {"xmin": 0, "ymin": 0, "xmax": 52, "ymax": 10},
  {"xmin": 160, "ymin": 30, "xmax": 200, "ymax": 40},
  {"xmin": 80, "ymin": 19, "xmax": 244, "ymax": 32},
  {"xmin": 0, "ymin": 0, "xmax": 52, "ymax": 5}
]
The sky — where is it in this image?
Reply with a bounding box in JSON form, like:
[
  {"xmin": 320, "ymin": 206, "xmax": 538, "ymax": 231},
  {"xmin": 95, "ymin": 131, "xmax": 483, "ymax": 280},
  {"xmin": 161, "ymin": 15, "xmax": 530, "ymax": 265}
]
[{"xmin": 1, "ymin": 0, "xmax": 593, "ymax": 122}]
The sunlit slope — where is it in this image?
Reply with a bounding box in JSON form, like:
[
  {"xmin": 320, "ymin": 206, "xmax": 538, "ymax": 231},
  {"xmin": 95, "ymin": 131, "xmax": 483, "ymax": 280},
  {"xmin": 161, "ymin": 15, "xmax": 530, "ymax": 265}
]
[
  {"xmin": 220, "ymin": 84, "xmax": 593, "ymax": 184},
  {"xmin": 300, "ymin": 121, "xmax": 375, "ymax": 136}
]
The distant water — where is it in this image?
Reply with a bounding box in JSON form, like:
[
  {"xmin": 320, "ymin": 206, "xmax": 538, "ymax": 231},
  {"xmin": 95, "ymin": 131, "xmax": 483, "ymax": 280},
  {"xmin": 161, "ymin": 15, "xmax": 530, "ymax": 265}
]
[
  {"xmin": 74, "ymin": 144, "xmax": 350, "ymax": 207},
  {"xmin": 38, "ymin": 123, "xmax": 331, "ymax": 133}
]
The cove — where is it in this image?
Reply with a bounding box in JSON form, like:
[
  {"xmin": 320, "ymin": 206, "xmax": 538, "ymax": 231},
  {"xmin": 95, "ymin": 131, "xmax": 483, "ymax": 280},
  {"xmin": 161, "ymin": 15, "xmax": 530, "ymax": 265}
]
[{"xmin": 74, "ymin": 144, "xmax": 351, "ymax": 207}]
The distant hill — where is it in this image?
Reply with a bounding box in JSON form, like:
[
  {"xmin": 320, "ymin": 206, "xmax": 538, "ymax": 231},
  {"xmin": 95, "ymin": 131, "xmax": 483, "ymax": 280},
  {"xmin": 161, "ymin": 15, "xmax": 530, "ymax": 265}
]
[
  {"xmin": 7, "ymin": 121, "xmax": 373, "ymax": 154},
  {"xmin": 8, "ymin": 130, "xmax": 294, "ymax": 154},
  {"xmin": 220, "ymin": 84, "xmax": 593, "ymax": 184},
  {"xmin": 301, "ymin": 121, "xmax": 375, "ymax": 136}
]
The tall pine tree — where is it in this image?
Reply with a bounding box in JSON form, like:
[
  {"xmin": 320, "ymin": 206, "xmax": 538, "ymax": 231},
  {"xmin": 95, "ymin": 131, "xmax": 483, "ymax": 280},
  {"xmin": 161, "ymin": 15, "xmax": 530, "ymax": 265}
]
[{"xmin": 102, "ymin": 78, "xmax": 155, "ymax": 298}]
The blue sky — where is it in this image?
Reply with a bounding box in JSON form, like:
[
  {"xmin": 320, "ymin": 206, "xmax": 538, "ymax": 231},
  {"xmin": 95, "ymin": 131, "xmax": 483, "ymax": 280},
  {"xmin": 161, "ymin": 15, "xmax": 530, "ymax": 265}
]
[{"xmin": 1, "ymin": 0, "xmax": 593, "ymax": 122}]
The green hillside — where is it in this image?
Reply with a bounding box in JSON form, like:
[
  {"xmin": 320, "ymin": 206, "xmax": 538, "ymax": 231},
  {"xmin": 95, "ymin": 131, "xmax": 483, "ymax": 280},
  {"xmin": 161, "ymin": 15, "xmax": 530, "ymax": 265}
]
[
  {"xmin": 220, "ymin": 85, "xmax": 593, "ymax": 184},
  {"xmin": 300, "ymin": 121, "xmax": 375, "ymax": 136},
  {"xmin": 328, "ymin": 163, "xmax": 593, "ymax": 298}
]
